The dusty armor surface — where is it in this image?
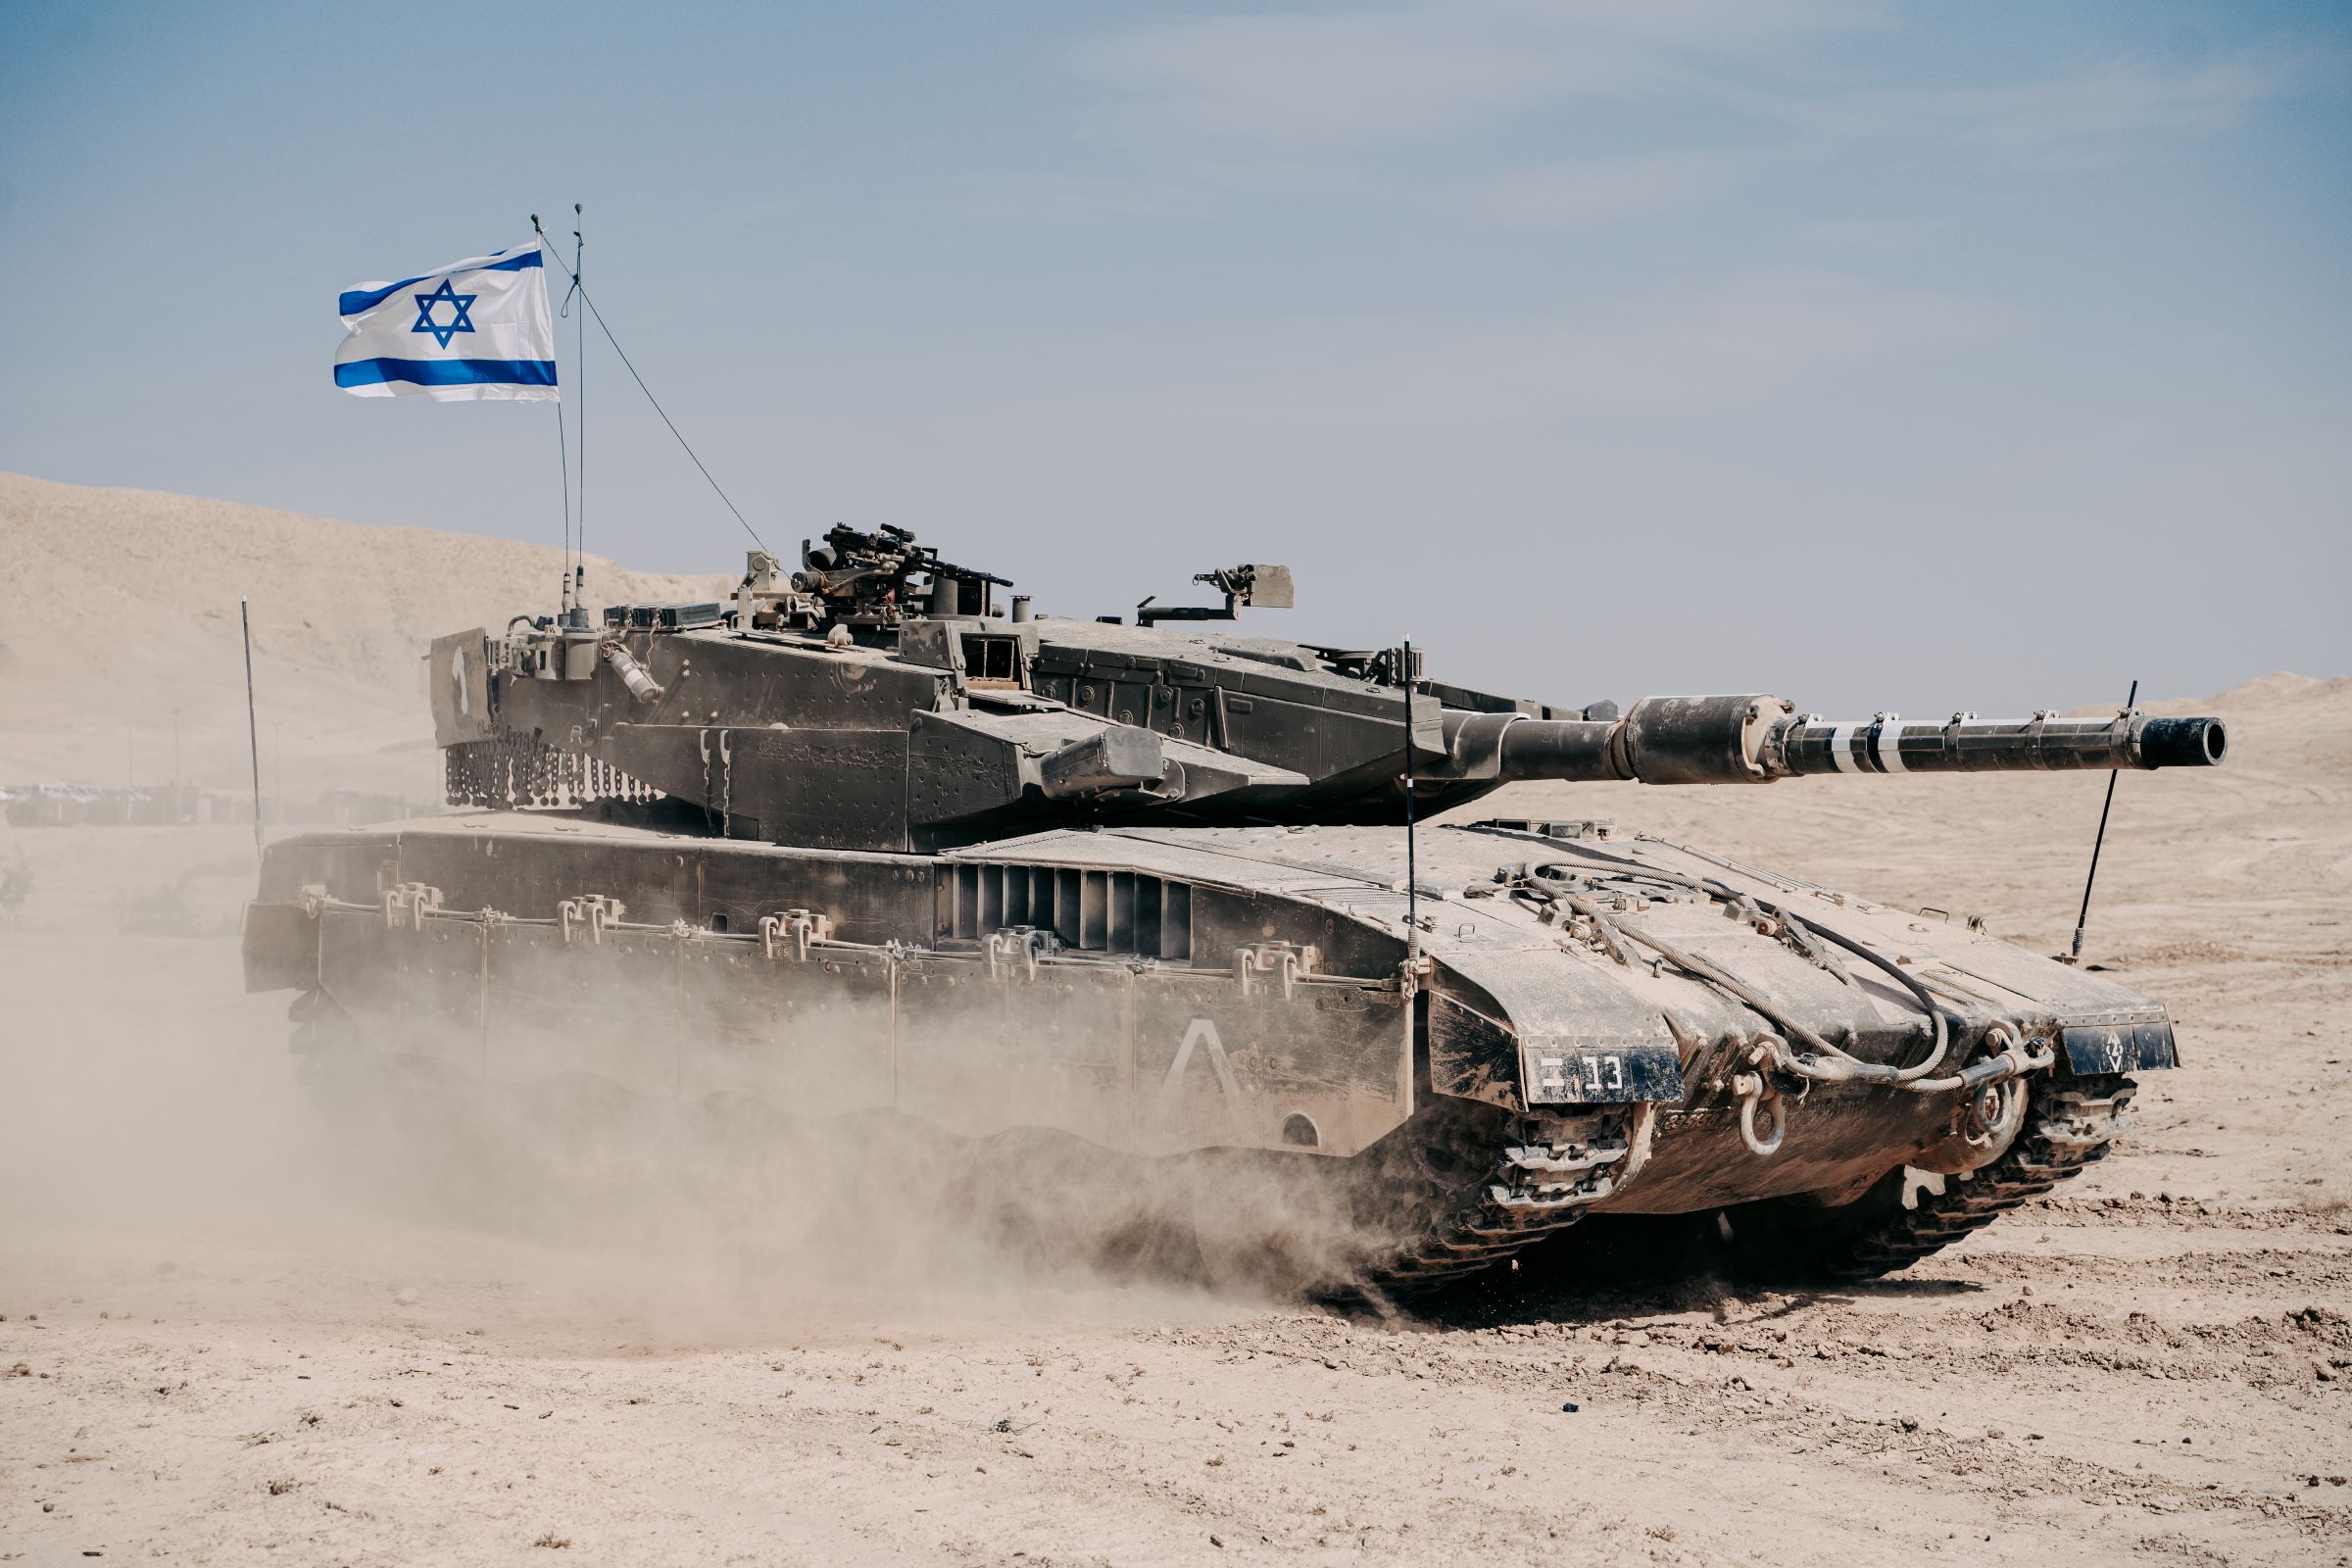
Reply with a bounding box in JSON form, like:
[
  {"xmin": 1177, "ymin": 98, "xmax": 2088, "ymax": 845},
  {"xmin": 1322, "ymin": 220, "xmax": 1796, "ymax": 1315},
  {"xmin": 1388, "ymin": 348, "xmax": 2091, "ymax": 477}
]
[{"xmin": 243, "ymin": 524, "xmax": 2227, "ymax": 1293}]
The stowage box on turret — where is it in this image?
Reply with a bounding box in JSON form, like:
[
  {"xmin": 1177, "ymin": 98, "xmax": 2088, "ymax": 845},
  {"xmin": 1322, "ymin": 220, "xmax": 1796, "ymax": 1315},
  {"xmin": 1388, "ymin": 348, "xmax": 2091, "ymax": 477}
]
[{"xmin": 244, "ymin": 525, "xmax": 2227, "ymax": 1291}]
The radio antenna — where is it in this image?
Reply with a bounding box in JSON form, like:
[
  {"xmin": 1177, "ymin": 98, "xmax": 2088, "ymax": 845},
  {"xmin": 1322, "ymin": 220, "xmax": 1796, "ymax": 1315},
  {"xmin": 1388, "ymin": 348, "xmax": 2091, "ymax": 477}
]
[
  {"xmin": 2067, "ymin": 677, "xmax": 2137, "ymax": 965},
  {"xmin": 570, "ymin": 203, "xmax": 585, "ymax": 611},
  {"xmin": 533, "ymin": 210, "xmax": 578, "ymax": 616},
  {"xmin": 1402, "ymin": 637, "xmax": 1419, "ymax": 961},
  {"xmin": 241, "ymin": 597, "xmax": 264, "ymax": 856}
]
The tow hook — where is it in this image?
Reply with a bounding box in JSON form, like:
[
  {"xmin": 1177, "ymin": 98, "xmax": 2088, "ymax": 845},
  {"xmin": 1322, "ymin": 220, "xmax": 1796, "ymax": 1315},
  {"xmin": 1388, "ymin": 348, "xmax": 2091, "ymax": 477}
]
[{"xmin": 1732, "ymin": 1069, "xmax": 1787, "ymax": 1157}]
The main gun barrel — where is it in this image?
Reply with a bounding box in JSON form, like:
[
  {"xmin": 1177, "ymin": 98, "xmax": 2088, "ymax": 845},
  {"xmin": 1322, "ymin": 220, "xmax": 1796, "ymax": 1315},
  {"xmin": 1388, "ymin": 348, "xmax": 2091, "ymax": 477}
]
[
  {"xmin": 1773, "ymin": 710, "xmax": 2226, "ymax": 777},
  {"xmin": 1447, "ymin": 694, "xmax": 2227, "ymax": 786}
]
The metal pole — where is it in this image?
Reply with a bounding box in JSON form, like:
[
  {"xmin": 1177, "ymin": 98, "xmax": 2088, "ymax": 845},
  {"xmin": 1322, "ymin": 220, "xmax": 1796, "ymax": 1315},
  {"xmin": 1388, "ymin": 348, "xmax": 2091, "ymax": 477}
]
[
  {"xmin": 1402, "ymin": 637, "xmax": 1418, "ymax": 960},
  {"xmin": 241, "ymin": 597, "xmax": 263, "ymax": 855},
  {"xmin": 572, "ymin": 202, "xmax": 585, "ymax": 609},
  {"xmin": 532, "ymin": 209, "xmax": 576, "ymax": 616},
  {"xmin": 2068, "ymin": 678, "xmax": 2137, "ymax": 964}
]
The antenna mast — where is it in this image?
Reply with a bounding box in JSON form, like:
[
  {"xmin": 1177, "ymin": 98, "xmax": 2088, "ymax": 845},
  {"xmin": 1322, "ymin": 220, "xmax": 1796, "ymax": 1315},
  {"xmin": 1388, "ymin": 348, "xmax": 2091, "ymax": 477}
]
[
  {"xmin": 241, "ymin": 597, "xmax": 263, "ymax": 855},
  {"xmin": 570, "ymin": 203, "xmax": 585, "ymax": 617},
  {"xmin": 1402, "ymin": 637, "xmax": 1419, "ymax": 961},
  {"xmin": 2067, "ymin": 677, "xmax": 2138, "ymax": 964},
  {"xmin": 533, "ymin": 210, "xmax": 576, "ymax": 617}
]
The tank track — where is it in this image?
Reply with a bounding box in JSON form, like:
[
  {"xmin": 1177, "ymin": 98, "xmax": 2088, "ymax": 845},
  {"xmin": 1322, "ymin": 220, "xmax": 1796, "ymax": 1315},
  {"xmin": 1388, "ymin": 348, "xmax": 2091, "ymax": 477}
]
[
  {"xmin": 1356, "ymin": 1102, "xmax": 1642, "ymax": 1296},
  {"xmin": 1741, "ymin": 1073, "xmax": 2137, "ymax": 1283}
]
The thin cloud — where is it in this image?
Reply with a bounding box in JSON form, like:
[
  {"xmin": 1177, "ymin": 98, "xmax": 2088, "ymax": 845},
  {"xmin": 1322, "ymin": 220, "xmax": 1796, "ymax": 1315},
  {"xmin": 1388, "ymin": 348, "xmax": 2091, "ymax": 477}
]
[
  {"xmin": 1789, "ymin": 214, "xmax": 1941, "ymax": 253},
  {"xmin": 1422, "ymin": 149, "xmax": 1750, "ymax": 230},
  {"xmin": 954, "ymin": 172, "xmax": 1207, "ymax": 225},
  {"xmin": 1077, "ymin": 0, "xmax": 1870, "ymax": 151},
  {"xmin": 1073, "ymin": 6, "xmax": 2330, "ymax": 216},
  {"xmin": 945, "ymin": 268, "xmax": 2020, "ymax": 431},
  {"xmin": 1778, "ymin": 44, "xmax": 2343, "ymax": 159}
]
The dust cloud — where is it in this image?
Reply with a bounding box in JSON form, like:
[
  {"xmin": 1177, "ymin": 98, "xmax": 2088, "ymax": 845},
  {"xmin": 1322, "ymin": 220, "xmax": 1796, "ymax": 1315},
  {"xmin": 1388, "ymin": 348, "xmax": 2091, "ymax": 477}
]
[
  {"xmin": 0, "ymin": 466, "xmax": 1375, "ymax": 1348},
  {"xmin": 0, "ymin": 814, "xmax": 1380, "ymax": 1360}
]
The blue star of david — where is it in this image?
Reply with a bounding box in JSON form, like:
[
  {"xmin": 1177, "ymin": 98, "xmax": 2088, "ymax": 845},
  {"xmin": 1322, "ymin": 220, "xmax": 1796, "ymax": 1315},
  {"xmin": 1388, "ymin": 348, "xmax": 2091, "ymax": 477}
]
[{"xmin": 409, "ymin": 278, "xmax": 478, "ymax": 350}]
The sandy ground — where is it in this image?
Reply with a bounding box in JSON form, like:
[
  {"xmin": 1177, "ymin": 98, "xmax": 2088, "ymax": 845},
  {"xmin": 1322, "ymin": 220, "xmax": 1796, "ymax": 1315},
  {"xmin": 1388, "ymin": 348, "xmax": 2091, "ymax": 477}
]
[{"xmin": 3, "ymin": 481, "xmax": 2349, "ymax": 1566}]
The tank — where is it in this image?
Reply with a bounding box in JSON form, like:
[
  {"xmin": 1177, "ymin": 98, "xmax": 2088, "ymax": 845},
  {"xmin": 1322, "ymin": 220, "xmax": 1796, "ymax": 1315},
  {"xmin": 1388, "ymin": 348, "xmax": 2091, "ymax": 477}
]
[{"xmin": 242, "ymin": 524, "xmax": 2228, "ymax": 1294}]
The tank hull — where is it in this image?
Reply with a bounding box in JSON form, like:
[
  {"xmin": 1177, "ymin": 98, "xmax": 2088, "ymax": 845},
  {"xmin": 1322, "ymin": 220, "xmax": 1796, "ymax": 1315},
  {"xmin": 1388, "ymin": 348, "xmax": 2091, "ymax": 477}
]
[{"xmin": 244, "ymin": 812, "xmax": 2178, "ymax": 1290}]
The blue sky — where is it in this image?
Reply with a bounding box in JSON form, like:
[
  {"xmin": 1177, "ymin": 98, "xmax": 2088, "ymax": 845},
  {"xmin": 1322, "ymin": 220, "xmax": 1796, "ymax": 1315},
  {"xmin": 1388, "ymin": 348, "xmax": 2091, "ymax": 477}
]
[{"xmin": 2, "ymin": 0, "xmax": 2345, "ymax": 714}]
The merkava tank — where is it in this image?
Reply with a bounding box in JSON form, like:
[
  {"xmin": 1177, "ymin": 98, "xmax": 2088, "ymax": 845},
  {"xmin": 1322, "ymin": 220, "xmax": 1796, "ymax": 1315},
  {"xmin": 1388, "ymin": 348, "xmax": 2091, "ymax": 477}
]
[{"xmin": 242, "ymin": 524, "xmax": 2227, "ymax": 1293}]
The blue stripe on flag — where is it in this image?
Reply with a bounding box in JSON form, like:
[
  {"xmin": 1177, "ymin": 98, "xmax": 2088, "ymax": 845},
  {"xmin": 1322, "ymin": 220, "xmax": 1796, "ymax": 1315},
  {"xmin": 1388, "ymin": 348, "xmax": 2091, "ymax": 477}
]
[
  {"xmin": 335, "ymin": 357, "xmax": 559, "ymax": 389},
  {"xmin": 338, "ymin": 249, "xmax": 544, "ymax": 317}
]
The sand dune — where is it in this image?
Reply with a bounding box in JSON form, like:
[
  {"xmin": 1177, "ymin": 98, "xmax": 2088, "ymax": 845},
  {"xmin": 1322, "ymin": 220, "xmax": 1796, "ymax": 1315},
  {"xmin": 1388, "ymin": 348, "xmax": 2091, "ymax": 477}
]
[{"xmin": 0, "ymin": 471, "xmax": 723, "ymax": 798}]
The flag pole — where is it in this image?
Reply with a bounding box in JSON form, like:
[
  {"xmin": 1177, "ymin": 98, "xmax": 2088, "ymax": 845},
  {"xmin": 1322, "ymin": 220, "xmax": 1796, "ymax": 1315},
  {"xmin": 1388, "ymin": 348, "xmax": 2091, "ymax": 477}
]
[
  {"xmin": 534, "ymin": 210, "xmax": 582, "ymax": 620},
  {"xmin": 570, "ymin": 203, "xmax": 586, "ymax": 620}
]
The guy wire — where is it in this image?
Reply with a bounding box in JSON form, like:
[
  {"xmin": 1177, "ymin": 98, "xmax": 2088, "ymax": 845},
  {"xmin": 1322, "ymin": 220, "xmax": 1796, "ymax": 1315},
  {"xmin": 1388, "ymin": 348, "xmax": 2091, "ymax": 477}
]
[{"xmin": 534, "ymin": 221, "xmax": 768, "ymax": 555}]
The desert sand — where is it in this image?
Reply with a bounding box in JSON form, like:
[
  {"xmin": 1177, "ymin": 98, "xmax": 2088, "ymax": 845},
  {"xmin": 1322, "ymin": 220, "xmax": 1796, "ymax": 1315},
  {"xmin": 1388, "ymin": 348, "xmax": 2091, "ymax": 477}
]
[{"xmin": 2, "ymin": 473, "xmax": 2348, "ymax": 1566}]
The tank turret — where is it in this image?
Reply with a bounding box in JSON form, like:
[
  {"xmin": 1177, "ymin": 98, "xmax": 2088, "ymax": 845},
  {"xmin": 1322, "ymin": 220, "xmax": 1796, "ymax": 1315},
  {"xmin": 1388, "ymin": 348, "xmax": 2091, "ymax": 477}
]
[{"xmin": 426, "ymin": 527, "xmax": 2223, "ymax": 852}]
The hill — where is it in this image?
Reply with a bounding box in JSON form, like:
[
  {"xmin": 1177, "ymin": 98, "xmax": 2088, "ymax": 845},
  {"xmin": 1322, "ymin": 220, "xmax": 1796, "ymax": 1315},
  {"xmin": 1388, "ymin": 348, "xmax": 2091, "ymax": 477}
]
[{"xmin": 0, "ymin": 472, "xmax": 723, "ymax": 798}]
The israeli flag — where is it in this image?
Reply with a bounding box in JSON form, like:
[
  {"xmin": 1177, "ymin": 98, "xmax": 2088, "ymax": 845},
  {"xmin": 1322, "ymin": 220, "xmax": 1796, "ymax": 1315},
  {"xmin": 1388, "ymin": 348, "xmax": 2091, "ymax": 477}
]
[{"xmin": 334, "ymin": 240, "xmax": 558, "ymax": 402}]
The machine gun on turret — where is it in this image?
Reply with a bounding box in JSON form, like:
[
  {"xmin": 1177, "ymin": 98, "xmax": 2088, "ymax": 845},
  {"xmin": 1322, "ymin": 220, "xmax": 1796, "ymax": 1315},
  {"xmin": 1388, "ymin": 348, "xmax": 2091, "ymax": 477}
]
[
  {"xmin": 1135, "ymin": 562, "xmax": 1294, "ymax": 627},
  {"xmin": 791, "ymin": 523, "xmax": 1013, "ymax": 629}
]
